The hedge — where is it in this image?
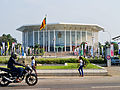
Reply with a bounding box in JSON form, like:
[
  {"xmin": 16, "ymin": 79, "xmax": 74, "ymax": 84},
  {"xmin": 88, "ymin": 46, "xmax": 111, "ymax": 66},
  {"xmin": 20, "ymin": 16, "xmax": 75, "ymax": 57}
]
[
  {"xmin": 0, "ymin": 56, "xmax": 91, "ymax": 65},
  {"xmin": 35, "ymin": 57, "xmax": 90, "ymax": 65},
  {"xmin": 35, "ymin": 58, "xmax": 78, "ymax": 64},
  {"xmin": 88, "ymin": 58, "xmax": 106, "ymax": 64},
  {"xmin": 0, "ymin": 57, "xmax": 9, "ymax": 64}
]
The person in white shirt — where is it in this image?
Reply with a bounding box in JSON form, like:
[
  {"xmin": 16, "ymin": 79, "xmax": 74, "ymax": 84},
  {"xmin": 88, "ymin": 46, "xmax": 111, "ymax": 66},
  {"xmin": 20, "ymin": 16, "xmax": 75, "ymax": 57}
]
[
  {"xmin": 78, "ymin": 56, "xmax": 84, "ymax": 77},
  {"xmin": 31, "ymin": 56, "xmax": 37, "ymax": 75}
]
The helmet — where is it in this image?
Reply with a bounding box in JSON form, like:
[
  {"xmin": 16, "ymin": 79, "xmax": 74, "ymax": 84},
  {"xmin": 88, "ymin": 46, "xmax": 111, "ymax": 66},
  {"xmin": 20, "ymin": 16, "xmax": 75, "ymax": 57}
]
[{"xmin": 11, "ymin": 52, "xmax": 17, "ymax": 59}]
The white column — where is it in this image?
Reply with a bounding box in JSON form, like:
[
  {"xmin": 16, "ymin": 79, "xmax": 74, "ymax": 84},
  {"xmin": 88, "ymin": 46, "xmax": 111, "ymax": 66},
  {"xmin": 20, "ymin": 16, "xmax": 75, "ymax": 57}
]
[
  {"xmin": 81, "ymin": 30, "xmax": 82, "ymax": 43},
  {"xmin": 38, "ymin": 30, "xmax": 39, "ymax": 44},
  {"xmin": 25, "ymin": 32, "xmax": 26, "ymax": 47},
  {"xmin": 22, "ymin": 32, "xmax": 24, "ymax": 46},
  {"xmin": 92, "ymin": 30, "xmax": 95, "ymax": 46},
  {"xmin": 27, "ymin": 31, "xmax": 28, "ymax": 47},
  {"xmin": 86, "ymin": 30, "xmax": 87, "ymax": 42},
  {"xmin": 48, "ymin": 30, "xmax": 50, "ymax": 52},
  {"xmin": 70, "ymin": 30, "xmax": 72, "ymax": 52},
  {"xmin": 65, "ymin": 30, "xmax": 66, "ymax": 52},
  {"xmin": 54, "ymin": 30, "xmax": 56, "ymax": 52},
  {"xmin": 75, "ymin": 30, "xmax": 77, "ymax": 47},
  {"xmin": 33, "ymin": 30, "xmax": 34, "ymax": 47}
]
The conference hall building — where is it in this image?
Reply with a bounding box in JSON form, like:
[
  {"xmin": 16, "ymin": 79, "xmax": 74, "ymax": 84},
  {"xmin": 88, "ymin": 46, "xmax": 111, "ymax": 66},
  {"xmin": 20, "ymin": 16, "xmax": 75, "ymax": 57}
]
[{"xmin": 17, "ymin": 23, "xmax": 104, "ymax": 52}]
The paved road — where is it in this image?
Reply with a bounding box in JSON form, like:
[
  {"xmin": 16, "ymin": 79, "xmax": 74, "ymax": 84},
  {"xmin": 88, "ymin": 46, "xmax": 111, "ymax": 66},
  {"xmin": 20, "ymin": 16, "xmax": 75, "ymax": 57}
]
[
  {"xmin": 0, "ymin": 76, "xmax": 120, "ymax": 90},
  {"xmin": 1, "ymin": 66, "xmax": 120, "ymax": 90}
]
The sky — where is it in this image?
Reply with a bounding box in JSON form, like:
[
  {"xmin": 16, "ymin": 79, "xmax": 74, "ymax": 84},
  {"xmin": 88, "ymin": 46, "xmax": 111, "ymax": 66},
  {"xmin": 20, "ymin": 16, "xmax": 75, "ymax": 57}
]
[{"xmin": 0, "ymin": 0, "xmax": 120, "ymax": 44}]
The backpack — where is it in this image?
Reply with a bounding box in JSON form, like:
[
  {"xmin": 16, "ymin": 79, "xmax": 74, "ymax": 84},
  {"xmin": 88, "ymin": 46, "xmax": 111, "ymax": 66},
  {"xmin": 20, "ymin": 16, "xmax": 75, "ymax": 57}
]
[
  {"xmin": 82, "ymin": 60, "xmax": 85, "ymax": 67},
  {"xmin": 35, "ymin": 60, "xmax": 37, "ymax": 66}
]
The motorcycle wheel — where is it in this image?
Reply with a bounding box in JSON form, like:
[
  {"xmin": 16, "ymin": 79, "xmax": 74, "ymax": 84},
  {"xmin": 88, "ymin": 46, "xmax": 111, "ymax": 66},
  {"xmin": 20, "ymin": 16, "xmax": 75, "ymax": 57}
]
[
  {"xmin": 25, "ymin": 74, "xmax": 38, "ymax": 86},
  {"xmin": 0, "ymin": 75, "xmax": 10, "ymax": 87}
]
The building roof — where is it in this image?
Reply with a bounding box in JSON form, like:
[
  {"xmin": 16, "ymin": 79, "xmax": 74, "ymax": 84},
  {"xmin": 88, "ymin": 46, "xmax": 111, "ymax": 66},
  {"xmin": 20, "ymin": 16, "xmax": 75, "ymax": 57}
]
[{"xmin": 16, "ymin": 22, "xmax": 104, "ymax": 32}]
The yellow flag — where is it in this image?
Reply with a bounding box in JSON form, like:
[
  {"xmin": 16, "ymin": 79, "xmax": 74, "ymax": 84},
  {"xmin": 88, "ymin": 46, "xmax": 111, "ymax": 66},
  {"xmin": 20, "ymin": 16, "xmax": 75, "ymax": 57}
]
[
  {"xmin": 7, "ymin": 42, "xmax": 9, "ymax": 51},
  {"xmin": 20, "ymin": 45, "xmax": 21, "ymax": 53}
]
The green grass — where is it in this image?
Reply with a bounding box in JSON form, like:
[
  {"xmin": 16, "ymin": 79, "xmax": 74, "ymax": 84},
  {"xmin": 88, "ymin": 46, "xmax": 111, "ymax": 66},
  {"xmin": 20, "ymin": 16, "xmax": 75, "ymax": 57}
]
[
  {"xmin": 0, "ymin": 56, "xmax": 9, "ymax": 64},
  {"xmin": 0, "ymin": 63, "xmax": 102, "ymax": 69},
  {"xmin": 36, "ymin": 63, "xmax": 102, "ymax": 69}
]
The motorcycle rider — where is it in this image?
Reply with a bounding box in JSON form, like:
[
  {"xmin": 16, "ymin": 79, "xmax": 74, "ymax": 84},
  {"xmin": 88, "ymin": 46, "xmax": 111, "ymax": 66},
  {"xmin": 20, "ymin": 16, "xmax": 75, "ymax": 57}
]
[{"xmin": 7, "ymin": 52, "xmax": 25, "ymax": 82}]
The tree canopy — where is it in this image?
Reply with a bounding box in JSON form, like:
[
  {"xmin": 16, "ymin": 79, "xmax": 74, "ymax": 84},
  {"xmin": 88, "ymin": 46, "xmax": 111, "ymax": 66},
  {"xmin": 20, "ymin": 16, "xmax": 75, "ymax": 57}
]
[{"xmin": 0, "ymin": 34, "xmax": 17, "ymax": 45}]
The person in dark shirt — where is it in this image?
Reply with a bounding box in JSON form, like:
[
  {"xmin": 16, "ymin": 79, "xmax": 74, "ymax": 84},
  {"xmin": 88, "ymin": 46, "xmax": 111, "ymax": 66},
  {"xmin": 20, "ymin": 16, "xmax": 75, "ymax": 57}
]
[{"xmin": 7, "ymin": 52, "xmax": 25, "ymax": 82}]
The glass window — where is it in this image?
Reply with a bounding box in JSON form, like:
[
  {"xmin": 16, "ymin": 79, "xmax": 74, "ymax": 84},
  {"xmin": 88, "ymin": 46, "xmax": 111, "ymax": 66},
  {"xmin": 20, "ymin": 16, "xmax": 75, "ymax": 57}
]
[
  {"xmin": 82, "ymin": 31, "xmax": 86, "ymax": 42},
  {"xmin": 34, "ymin": 32, "xmax": 38, "ymax": 45},
  {"xmin": 55, "ymin": 31, "xmax": 64, "ymax": 46},
  {"xmin": 66, "ymin": 31, "xmax": 70, "ymax": 46},
  {"xmin": 50, "ymin": 31, "xmax": 54, "ymax": 46},
  {"xmin": 87, "ymin": 31, "xmax": 92, "ymax": 46},
  {"xmin": 77, "ymin": 31, "xmax": 81, "ymax": 45},
  {"xmin": 28, "ymin": 31, "xmax": 33, "ymax": 47},
  {"xmin": 22, "ymin": 32, "xmax": 25, "ymax": 47},
  {"xmin": 39, "ymin": 31, "xmax": 43, "ymax": 46},
  {"xmin": 71, "ymin": 31, "xmax": 75, "ymax": 46}
]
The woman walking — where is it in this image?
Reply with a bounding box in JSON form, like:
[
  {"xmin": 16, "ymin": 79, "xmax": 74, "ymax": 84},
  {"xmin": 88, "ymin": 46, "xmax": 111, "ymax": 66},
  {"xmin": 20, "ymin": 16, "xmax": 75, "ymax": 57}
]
[{"xmin": 78, "ymin": 56, "xmax": 84, "ymax": 77}]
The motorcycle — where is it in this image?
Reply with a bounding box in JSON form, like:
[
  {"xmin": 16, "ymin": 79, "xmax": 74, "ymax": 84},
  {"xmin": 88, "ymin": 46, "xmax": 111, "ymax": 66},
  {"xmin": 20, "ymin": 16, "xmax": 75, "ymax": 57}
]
[{"xmin": 0, "ymin": 65, "xmax": 38, "ymax": 87}]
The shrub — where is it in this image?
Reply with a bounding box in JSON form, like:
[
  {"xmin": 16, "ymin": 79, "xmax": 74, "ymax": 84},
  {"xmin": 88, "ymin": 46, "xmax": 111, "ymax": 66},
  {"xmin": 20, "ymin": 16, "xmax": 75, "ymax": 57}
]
[
  {"xmin": 35, "ymin": 58, "xmax": 78, "ymax": 64},
  {"xmin": 0, "ymin": 57, "xmax": 9, "ymax": 64},
  {"xmin": 88, "ymin": 58, "xmax": 106, "ymax": 64}
]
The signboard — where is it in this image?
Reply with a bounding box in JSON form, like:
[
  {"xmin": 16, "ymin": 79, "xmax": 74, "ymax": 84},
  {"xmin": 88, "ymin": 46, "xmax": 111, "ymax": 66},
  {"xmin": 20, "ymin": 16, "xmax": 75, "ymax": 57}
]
[
  {"xmin": 110, "ymin": 44, "xmax": 114, "ymax": 57},
  {"xmin": 107, "ymin": 55, "xmax": 111, "ymax": 60}
]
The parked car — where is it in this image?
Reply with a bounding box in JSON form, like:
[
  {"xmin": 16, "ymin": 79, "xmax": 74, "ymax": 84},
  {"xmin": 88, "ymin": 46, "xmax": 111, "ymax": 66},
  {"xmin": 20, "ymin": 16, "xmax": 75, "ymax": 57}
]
[{"xmin": 111, "ymin": 57, "xmax": 120, "ymax": 65}]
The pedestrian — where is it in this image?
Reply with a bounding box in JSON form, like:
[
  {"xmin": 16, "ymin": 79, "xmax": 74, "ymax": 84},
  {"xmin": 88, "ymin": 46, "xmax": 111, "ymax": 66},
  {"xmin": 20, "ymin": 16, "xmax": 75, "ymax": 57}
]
[
  {"xmin": 31, "ymin": 56, "xmax": 37, "ymax": 75},
  {"xmin": 78, "ymin": 56, "xmax": 84, "ymax": 77}
]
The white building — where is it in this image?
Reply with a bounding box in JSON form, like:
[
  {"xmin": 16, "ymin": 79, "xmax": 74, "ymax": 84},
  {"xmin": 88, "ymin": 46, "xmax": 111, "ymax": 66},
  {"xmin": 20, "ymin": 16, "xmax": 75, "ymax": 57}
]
[{"xmin": 17, "ymin": 23, "xmax": 104, "ymax": 52}]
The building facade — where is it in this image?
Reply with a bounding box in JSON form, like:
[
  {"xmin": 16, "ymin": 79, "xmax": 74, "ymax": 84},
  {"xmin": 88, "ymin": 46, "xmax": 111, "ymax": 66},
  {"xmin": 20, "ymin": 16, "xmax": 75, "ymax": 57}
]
[{"xmin": 17, "ymin": 23, "xmax": 104, "ymax": 52}]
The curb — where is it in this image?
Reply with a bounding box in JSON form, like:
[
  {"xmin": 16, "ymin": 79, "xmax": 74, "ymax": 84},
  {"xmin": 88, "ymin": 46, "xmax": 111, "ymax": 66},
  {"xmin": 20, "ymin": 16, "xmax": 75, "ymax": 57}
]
[{"xmin": 36, "ymin": 69, "xmax": 108, "ymax": 76}]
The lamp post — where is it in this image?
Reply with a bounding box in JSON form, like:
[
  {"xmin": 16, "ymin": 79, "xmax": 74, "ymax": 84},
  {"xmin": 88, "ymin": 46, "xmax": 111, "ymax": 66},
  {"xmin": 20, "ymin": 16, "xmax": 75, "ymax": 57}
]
[{"xmin": 103, "ymin": 30, "xmax": 111, "ymax": 67}]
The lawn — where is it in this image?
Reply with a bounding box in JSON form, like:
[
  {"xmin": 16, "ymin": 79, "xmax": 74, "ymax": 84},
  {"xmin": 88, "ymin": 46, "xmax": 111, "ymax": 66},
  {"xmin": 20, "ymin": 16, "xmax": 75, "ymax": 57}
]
[
  {"xmin": 36, "ymin": 63, "xmax": 102, "ymax": 69},
  {"xmin": 0, "ymin": 63, "xmax": 102, "ymax": 69}
]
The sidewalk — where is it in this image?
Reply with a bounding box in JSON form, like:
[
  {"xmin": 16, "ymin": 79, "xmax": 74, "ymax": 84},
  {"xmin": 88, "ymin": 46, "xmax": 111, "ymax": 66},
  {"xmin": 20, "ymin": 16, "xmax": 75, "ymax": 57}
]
[{"xmin": 36, "ymin": 69, "xmax": 108, "ymax": 76}]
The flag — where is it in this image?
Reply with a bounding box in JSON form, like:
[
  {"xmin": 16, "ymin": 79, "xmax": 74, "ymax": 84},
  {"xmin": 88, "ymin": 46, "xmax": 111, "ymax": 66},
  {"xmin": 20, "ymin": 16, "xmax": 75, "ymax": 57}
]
[
  {"xmin": 91, "ymin": 47, "xmax": 93, "ymax": 57},
  {"xmin": 2, "ymin": 42, "xmax": 5, "ymax": 55},
  {"xmin": 7, "ymin": 42, "xmax": 9, "ymax": 50},
  {"xmin": 2, "ymin": 42, "xmax": 5, "ymax": 50},
  {"xmin": 118, "ymin": 42, "xmax": 120, "ymax": 55},
  {"xmin": 98, "ymin": 47, "xmax": 100, "ymax": 57},
  {"xmin": 1, "ymin": 47, "xmax": 3, "ymax": 56},
  {"xmin": 40, "ymin": 17, "xmax": 46, "ymax": 30},
  {"xmin": 81, "ymin": 44, "xmax": 84, "ymax": 56},
  {"xmin": 12, "ymin": 42, "xmax": 15, "ymax": 52},
  {"xmin": 19, "ymin": 45, "xmax": 21, "ymax": 54},
  {"xmin": 22, "ymin": 46, "xmax": 24, "ymax": 56},
  {"xmin": 101, "ymin": 46, "xmax": 104, "ymax": 56},
  {"xmin": 6, "ymin": 42, "xmax": 9, "ymax": 55},
  {"xmin": 85, "ymin": 43, "xmax": 87, "ymax": 50},
  {"xmin": 110, "ymin": 44, "xmax": 114, "ymax": 57}
]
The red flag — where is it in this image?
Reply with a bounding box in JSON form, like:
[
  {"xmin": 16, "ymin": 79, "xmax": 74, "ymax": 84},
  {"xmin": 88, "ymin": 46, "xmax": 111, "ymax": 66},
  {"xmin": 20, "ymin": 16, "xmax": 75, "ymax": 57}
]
[{"xmin": 40, "ymin": 17, "xmax": 46, "ymax": 30}]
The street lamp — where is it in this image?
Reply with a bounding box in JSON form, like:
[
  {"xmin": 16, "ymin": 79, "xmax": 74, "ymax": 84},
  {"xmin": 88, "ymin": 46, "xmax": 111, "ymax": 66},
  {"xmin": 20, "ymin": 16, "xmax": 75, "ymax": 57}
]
[{"xmin": 103, "ymin": 30, "xmax": 111, "ymax": 67}]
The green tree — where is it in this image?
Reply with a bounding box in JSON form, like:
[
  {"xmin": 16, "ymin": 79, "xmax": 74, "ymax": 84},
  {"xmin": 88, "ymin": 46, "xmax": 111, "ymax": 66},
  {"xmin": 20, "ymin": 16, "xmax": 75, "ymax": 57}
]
[
  {"xmin": 111, "ymin": 42, "xmax": 118, "ymax": 55},
  {"xmin": 0, "ymin": 34, "xmax": 17, "ymax": 45}
]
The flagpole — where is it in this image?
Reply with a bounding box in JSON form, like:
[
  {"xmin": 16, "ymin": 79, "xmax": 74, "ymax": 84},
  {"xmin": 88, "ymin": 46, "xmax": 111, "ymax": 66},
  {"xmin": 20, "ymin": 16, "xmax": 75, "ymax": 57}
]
[
  {"xmin": 40, "ymin": 15, "xmax": 47, "ymax": 57},
  {"xmin": 45, "ymin": 14, "xmax": 47, "ymax": 53}
]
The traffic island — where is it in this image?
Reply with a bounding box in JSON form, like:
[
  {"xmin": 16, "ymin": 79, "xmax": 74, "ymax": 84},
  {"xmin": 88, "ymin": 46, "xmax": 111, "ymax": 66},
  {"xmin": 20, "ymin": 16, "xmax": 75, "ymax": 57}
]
[{"xmin": 36, "ymin": 69, "xmax": 108, "ymax": 76}]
